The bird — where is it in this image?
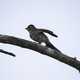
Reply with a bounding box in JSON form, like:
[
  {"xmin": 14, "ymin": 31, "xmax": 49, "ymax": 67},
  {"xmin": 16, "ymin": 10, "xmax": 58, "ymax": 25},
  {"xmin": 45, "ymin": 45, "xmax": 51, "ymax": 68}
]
[{"xmin": 25, "ymin": 24, "xmax": 58, "ymax": 50}]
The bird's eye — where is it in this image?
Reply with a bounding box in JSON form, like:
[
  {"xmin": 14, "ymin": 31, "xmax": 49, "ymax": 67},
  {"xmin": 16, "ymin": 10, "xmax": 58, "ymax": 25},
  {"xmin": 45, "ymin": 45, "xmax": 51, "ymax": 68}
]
[{"xmin": 28, "ymin": 27, "xmax": 31, "ymax": 31}]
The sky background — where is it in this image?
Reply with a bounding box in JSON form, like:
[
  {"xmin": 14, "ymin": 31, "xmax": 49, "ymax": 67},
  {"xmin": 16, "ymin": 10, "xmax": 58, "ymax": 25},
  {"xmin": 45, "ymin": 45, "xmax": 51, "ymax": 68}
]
[{"xmin": 0, "ymin": 0, "xmax": 80, "ymax": 80}]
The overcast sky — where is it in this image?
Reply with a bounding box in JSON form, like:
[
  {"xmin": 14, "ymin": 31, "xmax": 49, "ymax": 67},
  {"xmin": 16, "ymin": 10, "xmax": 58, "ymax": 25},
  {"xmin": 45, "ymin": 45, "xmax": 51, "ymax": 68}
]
[{"xmin": 0, "ymin": 0, "xmax": 80, "ymax": 80}]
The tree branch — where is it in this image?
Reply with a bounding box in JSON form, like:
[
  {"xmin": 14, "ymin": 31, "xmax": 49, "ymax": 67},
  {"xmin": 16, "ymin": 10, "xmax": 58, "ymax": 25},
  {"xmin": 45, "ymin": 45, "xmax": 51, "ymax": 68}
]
[
  {"xmin": 0, "ymin": 34, "xmax": 80, "ymax": 72},
  {"xmin": 0, "ymin": 49, "xmax": 16, "ymax": 57}
]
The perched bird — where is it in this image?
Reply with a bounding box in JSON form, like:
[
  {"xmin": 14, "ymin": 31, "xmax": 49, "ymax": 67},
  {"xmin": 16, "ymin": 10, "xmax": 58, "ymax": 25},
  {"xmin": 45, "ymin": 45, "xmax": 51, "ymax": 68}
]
[{"xmin": 25, "ymin": 24, "xmax": 58, "ymax": 50}]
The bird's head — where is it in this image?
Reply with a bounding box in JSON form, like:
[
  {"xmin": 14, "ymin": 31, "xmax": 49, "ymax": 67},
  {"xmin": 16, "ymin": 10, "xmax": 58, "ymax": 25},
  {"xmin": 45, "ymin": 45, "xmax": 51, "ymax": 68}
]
[{"xmin": 25, "ymin": 24, "xmax": 36, "ymax": 31}]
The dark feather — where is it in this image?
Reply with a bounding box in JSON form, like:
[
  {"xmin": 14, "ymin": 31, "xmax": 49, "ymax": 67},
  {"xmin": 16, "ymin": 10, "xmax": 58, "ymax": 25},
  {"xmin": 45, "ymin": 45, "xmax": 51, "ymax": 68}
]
[{"xmin": 39, "ymin": 29, "xmax": 58, "ymax": 38}]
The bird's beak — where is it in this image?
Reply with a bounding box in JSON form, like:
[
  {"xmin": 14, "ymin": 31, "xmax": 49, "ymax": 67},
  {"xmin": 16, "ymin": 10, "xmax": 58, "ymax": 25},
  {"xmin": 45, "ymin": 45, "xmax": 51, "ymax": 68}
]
[
  {"xmin": 25, "ymin": 27, "xmax": 27, "ymax": 30},
  {"xmin": 24, "ymin": 25, "xmax": 27, "ymax": 30}
]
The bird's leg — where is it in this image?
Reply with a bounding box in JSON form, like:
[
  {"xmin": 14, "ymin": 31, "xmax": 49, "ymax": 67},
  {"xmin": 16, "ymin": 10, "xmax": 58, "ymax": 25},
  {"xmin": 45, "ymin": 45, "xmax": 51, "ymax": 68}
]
[{"xmin": 38, "ymin": 42, "xmax": 41, "ymax": 44}]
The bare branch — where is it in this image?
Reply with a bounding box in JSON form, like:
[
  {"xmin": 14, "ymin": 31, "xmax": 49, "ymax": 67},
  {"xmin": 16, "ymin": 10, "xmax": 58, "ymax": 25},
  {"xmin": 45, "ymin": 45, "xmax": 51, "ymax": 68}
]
[
  {"xmin": 0, "ymin": 49, "xmax": 16, "ymax": 57},
  {"xmin": 0, "ymin": 34, "xmax": 80, "ymax": 72}
]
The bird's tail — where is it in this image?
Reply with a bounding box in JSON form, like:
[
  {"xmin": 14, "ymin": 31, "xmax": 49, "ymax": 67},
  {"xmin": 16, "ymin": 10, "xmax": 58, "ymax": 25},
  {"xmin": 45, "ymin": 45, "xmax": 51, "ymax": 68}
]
[{"xmin": 46, "ymin": 41, "xmax": 60, "ymax": 52}]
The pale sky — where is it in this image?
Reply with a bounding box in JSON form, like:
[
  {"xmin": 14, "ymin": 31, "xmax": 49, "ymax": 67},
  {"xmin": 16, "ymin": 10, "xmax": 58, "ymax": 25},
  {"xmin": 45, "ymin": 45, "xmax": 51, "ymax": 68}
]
[{"xmin": 0, "ymin": 0, "xmax": 80, "ymax": 80}]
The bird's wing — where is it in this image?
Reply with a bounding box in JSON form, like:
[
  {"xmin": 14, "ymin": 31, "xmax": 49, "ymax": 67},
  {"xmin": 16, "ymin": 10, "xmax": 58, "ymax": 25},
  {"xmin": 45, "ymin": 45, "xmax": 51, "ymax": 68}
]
[{"xmin": 38, "ymin": 29, "xmax": 58, "ymax": 38}]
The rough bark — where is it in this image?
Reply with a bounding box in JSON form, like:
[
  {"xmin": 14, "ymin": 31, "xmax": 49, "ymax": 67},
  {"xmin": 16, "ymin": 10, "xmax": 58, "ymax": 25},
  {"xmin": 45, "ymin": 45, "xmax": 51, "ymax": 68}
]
[{"xmin": 0, "ymin": 34, "xmax": 80, "ymax": 72}]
